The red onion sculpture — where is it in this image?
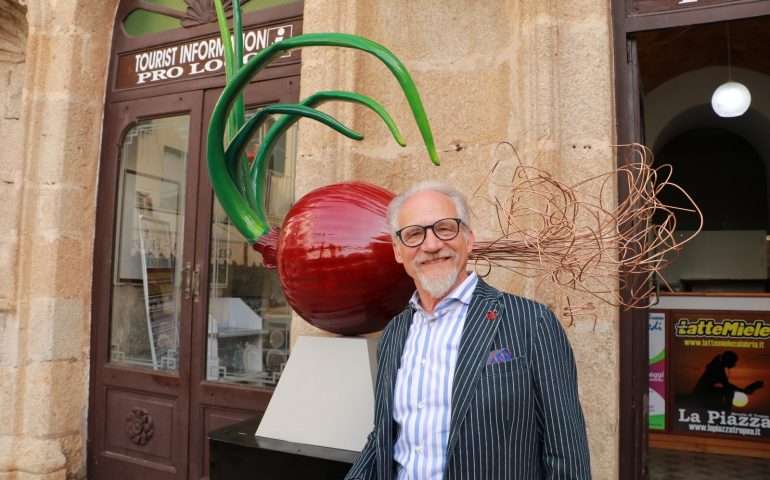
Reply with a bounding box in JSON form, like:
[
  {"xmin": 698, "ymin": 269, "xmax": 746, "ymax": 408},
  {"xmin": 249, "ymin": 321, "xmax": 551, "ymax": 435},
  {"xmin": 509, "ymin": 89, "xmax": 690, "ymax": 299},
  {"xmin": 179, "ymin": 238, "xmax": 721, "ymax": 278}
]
[
  {"xmin": 208, "ymin": 4, "xmax": 439, "ymax": 335},
  {"xmin": 274, "ymin": 182, "xmax": 414, "ymax": 335}
]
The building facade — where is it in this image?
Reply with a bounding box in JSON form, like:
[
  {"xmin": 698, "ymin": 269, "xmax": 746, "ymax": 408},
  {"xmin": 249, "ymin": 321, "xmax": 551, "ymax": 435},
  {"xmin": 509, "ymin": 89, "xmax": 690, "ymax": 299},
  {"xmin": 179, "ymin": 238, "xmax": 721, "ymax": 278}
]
[{"xmin": 3, "ymin": 0, "xmax": 769, "ymax": 479}]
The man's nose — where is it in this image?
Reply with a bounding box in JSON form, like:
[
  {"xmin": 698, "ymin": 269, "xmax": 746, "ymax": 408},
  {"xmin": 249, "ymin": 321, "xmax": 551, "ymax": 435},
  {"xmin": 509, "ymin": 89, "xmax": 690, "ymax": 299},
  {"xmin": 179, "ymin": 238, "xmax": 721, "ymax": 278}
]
[{"xmin": 420, "ymin": 228, "xmax": 444, "ymax": 251}]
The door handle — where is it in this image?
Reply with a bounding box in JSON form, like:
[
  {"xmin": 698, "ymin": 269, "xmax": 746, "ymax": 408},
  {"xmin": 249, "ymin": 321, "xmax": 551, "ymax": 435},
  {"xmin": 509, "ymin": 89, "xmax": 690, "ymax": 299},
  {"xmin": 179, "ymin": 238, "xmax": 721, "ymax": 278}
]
[
  {"xmin": 192, "ymin": 263, "xmax": 201, "ymax": 303},
  {"xmin": 181, "ymin": 262, "xmax": 192, "ymax": 300}
]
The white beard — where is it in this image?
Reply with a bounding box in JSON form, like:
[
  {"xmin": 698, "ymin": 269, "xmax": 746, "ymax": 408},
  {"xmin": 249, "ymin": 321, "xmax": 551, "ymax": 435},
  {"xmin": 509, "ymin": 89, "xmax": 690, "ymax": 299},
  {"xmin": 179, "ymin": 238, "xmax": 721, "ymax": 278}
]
[{"xmin": 413, "ymin": 248, "xmax": 459, "ymax": 299}]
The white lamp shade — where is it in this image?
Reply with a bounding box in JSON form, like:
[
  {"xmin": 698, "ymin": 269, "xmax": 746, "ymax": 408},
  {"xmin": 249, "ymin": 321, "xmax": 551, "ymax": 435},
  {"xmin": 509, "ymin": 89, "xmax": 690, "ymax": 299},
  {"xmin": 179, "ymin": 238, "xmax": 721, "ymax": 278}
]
[{"xmin": 711, "ymin": 81, "xmax": 752, "ymax": 117}]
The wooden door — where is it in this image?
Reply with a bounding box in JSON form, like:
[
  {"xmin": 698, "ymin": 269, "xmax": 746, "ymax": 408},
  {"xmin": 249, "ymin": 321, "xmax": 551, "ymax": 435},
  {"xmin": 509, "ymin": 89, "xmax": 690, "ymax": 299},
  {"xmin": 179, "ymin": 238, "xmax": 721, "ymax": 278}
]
[
  {"xmin": 89, "ymin": 91, "xmax": 204, "ymax": 479},
  {"xmin": 89, "ymin": 76, "xmax": 299, "ymax": 479},
  {"xmin": 187, "ymin": 75, "xmax": 299, "ymax": 480}
]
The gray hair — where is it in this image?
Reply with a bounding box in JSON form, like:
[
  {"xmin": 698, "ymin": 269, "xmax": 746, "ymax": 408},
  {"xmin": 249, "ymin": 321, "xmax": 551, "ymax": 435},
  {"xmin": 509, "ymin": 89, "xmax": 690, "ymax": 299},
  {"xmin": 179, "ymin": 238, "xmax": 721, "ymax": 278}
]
[{"xmin": 386, "ymin": 181, "xmax": 472, "ymax": 238}]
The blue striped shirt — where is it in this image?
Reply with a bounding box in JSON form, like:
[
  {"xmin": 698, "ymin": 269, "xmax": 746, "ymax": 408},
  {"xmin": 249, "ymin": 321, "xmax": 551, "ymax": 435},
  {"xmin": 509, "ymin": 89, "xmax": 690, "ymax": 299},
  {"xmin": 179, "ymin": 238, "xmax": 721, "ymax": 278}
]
[{"xmin": 393, "ymin": 272, "xmax": 479, "ymax": 480}]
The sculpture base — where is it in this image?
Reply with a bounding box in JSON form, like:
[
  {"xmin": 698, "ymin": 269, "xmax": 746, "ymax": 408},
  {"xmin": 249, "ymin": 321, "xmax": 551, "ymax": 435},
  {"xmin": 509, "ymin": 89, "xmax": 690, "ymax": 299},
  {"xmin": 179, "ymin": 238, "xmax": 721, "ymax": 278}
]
[
  {"xmin": 209, "ymin": 415, "xmax": 356, "ymax": 480},
  {"xmin": 255, "ymin": 335, "xmax": 378, "ymax": 451}
]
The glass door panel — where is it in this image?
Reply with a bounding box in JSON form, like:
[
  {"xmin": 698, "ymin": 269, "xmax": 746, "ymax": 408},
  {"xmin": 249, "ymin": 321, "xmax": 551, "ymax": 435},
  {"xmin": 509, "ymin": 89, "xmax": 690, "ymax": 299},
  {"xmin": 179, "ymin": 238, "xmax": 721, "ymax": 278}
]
[
  {"xmin": 205, "ymin": 118, "xmax": 297, "ymax": 387},
  {"xmin": 110, "ymin": 115, "xmax": 189, "ymax": 372}
]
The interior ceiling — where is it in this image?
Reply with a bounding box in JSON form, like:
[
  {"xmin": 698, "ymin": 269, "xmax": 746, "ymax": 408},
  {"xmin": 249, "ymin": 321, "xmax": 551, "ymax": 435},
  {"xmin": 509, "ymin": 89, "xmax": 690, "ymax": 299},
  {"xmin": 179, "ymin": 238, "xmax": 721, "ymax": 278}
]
[{"xmin": 636, "ymin": 15, "xmax": 770, "ymax": 94}]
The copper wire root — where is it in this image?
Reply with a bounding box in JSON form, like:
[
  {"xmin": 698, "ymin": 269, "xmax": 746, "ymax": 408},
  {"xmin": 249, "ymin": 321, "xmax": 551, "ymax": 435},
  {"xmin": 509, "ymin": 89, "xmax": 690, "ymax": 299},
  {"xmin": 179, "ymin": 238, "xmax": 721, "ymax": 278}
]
[{"xmin": 469, "ymin": 142, "xmax": 703, "ymax": 319}]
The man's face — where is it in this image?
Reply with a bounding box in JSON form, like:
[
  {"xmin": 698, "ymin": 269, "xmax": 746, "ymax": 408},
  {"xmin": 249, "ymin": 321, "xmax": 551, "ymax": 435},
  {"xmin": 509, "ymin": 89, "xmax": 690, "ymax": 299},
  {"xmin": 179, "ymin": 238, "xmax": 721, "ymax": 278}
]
[{"xmin": 392, "ymin": 190, "xmax": 475, "ymax": 299}]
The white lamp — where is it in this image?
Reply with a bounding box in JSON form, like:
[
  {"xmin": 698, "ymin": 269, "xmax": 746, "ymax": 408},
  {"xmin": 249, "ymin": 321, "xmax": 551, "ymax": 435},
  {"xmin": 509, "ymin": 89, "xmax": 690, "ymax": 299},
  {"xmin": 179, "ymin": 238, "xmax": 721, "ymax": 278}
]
[
  {"xmin": 711, "ymin": 81, "xmax": 751, "ymax": 118},
  {"xmin": 712, "ymin": 23, "xmax": 751, "ymax": 118}
]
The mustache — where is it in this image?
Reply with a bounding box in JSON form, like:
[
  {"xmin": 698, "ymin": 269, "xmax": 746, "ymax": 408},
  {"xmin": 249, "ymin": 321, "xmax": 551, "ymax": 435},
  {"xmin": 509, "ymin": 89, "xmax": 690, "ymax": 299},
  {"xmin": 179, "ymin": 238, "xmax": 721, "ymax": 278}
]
[{"xmin": 413, "ymin": 248, "xmax": 457, "ymax": 266}]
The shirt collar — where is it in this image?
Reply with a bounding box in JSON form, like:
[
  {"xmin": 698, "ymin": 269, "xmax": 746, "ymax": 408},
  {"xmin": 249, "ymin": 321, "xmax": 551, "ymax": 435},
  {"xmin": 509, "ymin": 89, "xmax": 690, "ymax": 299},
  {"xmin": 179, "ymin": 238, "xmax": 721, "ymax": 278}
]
[{"xmin": 408, "ymin": 272, "xmax": 478, "ymax": 313}]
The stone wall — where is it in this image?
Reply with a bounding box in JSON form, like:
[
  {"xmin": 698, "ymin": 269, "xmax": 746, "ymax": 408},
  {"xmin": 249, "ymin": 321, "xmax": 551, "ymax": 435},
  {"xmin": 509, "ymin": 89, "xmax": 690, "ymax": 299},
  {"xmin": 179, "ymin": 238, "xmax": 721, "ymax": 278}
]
[
  {"xmin": 0, "ymin": 1, "xmax": 117, "ymax": 478},
  {"xmin": 296, "ymin": 1, "xmax": 618, "ymax": 478}
]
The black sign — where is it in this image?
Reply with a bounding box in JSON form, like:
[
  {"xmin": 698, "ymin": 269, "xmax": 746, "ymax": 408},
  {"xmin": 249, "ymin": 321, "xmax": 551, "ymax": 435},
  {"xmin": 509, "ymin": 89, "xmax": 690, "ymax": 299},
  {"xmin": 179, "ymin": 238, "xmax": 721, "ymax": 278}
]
[{"xmin": 116, "ymin": 21, "xmax": 299, "ymax": 89}]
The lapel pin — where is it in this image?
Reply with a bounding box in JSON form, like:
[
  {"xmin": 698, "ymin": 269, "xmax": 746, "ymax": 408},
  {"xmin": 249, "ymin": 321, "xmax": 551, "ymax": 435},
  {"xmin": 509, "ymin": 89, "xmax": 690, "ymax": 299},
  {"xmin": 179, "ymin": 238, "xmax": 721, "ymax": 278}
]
[{"xmin": 486, "ymin": 310, "xmax": 498, "ymax": 321}]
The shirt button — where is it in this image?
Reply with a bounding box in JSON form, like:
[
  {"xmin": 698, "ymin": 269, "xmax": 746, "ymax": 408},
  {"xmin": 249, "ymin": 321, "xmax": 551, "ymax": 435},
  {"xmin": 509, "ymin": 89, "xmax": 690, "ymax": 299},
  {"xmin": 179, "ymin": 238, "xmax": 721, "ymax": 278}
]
[
  {"xmin": 417, "ymin": 402, "xmax": 424, "ymax": 409},
  {"xmin": 415, "ymin": 446, "xmax": 422, "ymax": 454},
  {"xmin": 421, "ymin": 358, "xmax": 427, "ymax": 366}
]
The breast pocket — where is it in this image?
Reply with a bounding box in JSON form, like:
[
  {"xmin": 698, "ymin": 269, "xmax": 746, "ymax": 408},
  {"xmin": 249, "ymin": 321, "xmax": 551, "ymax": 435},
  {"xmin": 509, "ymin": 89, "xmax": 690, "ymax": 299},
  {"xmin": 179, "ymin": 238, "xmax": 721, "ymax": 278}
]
[{"xmin": 484, "ymin": 354, "xmax": 528, "ymax": 376}]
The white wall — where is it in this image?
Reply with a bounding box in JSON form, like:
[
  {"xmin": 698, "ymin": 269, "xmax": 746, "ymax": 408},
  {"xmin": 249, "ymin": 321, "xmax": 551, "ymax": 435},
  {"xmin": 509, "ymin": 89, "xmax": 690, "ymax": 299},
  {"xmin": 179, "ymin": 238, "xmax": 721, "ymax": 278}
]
[{"xmin": 661, "ymin": 230, "xmax": 767, "ymax": 287}]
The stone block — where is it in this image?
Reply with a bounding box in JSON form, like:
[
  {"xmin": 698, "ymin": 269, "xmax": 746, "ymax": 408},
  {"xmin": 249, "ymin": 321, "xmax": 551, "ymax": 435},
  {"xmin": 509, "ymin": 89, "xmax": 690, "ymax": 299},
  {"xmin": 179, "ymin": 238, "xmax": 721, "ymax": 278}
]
[
  {"xmin": 556, "ymin": 147, "xmax": 615, "ymax": 192},
  {"xmin": 27, "ymin": 237, "xmax": 92, "ymax": 298},
  {"xmin": 2, "ymin": 436, "xmax": 66, "ymax": 475},
  {"xmin": 0, "ymin": 119, "xmax": 24, "ymax": 169},
  {"xmin": 22, "ymin": 99, "xmax": 101, "ymax": 190},
  {"xmin": 344, "ymin": 142, "xmax": 496, "ymax": 198},
  {"xmin": 58, "ymin": 432, "xmax": 85, "ymax": 480},
  {"xmin": 300, "ymin": 0, "xmax": 360, "ymax": 34},
  {"xmin": 555, "ymin": 26, "xmax": 614, "ymax": 137},
  {"xmin": 0, "ymin": 182, "xmax": 21, "ymax": 232},
  {"xmin": 352, "ymin": 65, "xmax": 512, "ymax": 148},
  {"xmin": 569, "ymin": 322, "xmax": 619, "ymax": 480},
  {"xmin": 0, "ymin": 435, "xmax": 13, "ymax": 472},
  {"xmin": 26, "ymin": 298, "xmax": 84, "ymax": 362},
  {"xmin": 33, "ymin": 185, "xmax": 95, "ymax": 241},
  {"xmin": 0, "ymin": 240, "xmax": 18, "ymax": 304},
  {"xmin": 22, "ymin": 360, "xmax": 85, "ymax": 436},
  {"xmin": 0, "ymin": 367, "xmax": 20, "ymax": 434},
  {"xmin": 0, "ymin": 313, "xmax": 19, "ymax": 366},
  {"xmin": 14, "ymin": 472, "xmax": 66, "ymax": 480},
  {"xmin": 70, "ymin": 0, "xmax": 122, "ymax": 39},
  {"xmin": 357, "ymin": 0, "xmax": 512, "ymax": 62}
]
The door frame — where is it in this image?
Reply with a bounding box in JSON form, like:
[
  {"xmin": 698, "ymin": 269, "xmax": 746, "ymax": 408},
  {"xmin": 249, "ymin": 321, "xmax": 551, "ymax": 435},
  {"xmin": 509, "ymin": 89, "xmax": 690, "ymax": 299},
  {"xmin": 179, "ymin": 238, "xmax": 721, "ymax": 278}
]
[
  {"xmin": 610, "ymin": 1, "xmax": 770, "ymax": 478},
  {"xmin": 88, "ymin": 2, "xmax": 304, "ymax": 479},
  {"xmin": 88, "ymin": 90, "xmax": 204, "ymax": 480}
]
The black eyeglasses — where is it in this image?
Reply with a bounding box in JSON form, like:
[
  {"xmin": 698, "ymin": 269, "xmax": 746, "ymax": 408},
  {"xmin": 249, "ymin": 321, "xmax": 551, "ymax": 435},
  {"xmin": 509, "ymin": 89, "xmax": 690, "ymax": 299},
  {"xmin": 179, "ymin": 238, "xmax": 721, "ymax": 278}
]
[{"xmin": 396, "ymin": 218, "xmax": 463, "ymax": 247}]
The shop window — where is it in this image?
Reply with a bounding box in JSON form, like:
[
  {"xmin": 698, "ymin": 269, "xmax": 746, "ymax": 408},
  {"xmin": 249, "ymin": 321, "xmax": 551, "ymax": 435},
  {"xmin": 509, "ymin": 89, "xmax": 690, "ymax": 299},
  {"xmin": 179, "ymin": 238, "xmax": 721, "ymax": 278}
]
[
  {"xmin": 110, "ymin": 115, "xmax": 189, "ymax": 371},
  {"xmin": 206, "ymin": 115, "xmax": 296, "ymax": 387}
]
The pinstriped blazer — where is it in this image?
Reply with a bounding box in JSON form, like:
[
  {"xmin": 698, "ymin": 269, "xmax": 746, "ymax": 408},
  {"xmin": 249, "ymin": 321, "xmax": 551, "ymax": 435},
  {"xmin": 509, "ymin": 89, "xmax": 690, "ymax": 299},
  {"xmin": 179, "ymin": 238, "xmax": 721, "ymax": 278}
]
[{"xmin": 346, "ymin": 279, "xmax": 591, "ymax": 480}]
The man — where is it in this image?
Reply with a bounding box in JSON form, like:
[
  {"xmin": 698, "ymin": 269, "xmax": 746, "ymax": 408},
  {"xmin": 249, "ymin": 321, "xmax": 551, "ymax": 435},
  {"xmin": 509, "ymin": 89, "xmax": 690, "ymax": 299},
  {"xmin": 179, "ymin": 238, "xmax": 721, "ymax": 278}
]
[{"xmin": 346, "ymin": 181, "xmax": 591, "ymax": 480}]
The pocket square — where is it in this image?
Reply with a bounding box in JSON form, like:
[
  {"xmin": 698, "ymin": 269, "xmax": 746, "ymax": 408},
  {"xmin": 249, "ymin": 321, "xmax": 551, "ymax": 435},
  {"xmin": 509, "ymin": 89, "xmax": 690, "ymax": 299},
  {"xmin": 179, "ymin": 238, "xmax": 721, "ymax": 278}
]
[{"xmin": 486, "ymin": 347, "xmax": 514, "ymax": 365}]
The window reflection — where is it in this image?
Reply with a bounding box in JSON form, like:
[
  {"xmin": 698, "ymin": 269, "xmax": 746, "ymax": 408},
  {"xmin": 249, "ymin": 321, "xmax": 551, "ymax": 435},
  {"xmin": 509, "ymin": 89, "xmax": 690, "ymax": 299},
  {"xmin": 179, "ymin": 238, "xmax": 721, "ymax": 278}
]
[
  {"xmin": 110, "ymin": 115, "xmax": 188, "ymax": 372},
  {"xmin": 206, "ymin": 119, "xmax": 296, "ymax": 387}
]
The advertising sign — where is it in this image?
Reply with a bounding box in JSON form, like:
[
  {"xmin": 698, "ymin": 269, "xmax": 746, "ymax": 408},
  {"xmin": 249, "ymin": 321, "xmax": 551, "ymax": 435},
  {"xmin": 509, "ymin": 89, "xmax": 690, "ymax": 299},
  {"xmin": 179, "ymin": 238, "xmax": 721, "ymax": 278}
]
[
  {"xmin": 671, "ymin": 311, "xmax": 769, "ymax": 440},
  {"xmin": 649, "ymin": 312, "xmax": 666, "ymax": 430},
  {"xmin": 116, "ymin": 21, "xmax": 298, "ymax": 89}
]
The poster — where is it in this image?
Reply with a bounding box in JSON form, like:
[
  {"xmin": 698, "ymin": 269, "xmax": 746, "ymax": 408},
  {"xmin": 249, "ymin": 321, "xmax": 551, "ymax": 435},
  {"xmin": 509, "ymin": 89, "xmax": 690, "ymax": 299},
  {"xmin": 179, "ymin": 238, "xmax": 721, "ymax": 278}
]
[
  {"xmin": 139, "ymin": 216, "xmax": 179, "ymax": 371},
  {"xmin": 116, "ymin": 168, "xmax": 181, "ymax": 282},
  {"xmin": 671, "ymin": 311, "xmax": 769, "ymax": 440},
  {"xmin": 649, "ymin": 312, "xmax": 666, "ymax": 430}
]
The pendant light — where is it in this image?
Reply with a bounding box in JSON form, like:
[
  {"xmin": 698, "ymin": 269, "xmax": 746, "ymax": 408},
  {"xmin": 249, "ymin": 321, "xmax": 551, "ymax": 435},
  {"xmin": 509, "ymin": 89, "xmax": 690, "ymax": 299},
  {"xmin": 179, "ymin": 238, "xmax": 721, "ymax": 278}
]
[{"xmin": 711, "ymin": 22, "xmax": 751, "ymax": 118}]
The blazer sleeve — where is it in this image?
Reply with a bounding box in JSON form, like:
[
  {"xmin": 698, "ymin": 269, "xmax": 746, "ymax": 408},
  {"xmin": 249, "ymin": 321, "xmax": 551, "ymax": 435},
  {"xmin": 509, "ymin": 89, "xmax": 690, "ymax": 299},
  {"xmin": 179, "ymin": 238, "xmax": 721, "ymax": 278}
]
[
  {"xmin": 345, "ymin": 430, "xmax": 377, "ymax": 480},
  {"xmin": 531, "ymin": 308, "xmax": 592, "ymax": 479}
]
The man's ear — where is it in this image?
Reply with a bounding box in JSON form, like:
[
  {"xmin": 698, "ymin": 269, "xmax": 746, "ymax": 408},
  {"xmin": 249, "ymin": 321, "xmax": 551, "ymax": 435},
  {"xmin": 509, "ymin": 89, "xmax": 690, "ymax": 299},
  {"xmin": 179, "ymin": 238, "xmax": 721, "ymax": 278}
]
[
  {"xmin": 465, "ymin": 228, "xmax": 475, "ymax": 254},
  {"xmin": 392, "ymin": 241, "xmax": 404, "ymax": 264}
]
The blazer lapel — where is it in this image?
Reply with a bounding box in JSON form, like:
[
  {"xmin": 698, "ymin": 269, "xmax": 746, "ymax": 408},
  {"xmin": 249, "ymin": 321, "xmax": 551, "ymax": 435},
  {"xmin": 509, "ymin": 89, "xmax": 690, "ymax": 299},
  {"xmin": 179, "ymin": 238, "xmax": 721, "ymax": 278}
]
[
  {"xmin": 377, "ymin": 307, "xmax": 413, "ymax": 480},
  {"xmin": 380, "ymin": 307, "xmax": 412, "ymax": 420},
  {"xmin": 445, "ymin": 279, "xmax": 503, "ymax": 463}
]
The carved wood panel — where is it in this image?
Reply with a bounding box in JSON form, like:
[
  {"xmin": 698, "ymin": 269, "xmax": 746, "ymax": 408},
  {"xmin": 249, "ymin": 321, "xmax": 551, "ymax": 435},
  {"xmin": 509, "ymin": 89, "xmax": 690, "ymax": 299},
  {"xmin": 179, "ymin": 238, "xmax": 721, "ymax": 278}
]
[{"xmin": 105, "ymin": 388, "xmax": 176, "ymax": 462}]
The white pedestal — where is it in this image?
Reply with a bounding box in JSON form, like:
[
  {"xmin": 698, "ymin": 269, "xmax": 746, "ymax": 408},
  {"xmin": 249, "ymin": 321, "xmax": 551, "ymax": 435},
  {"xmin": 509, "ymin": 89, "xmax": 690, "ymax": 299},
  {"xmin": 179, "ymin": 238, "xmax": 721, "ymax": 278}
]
[{"xmin": 255, "ymin": 335, "xmax": 378, "ymax": 452}]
